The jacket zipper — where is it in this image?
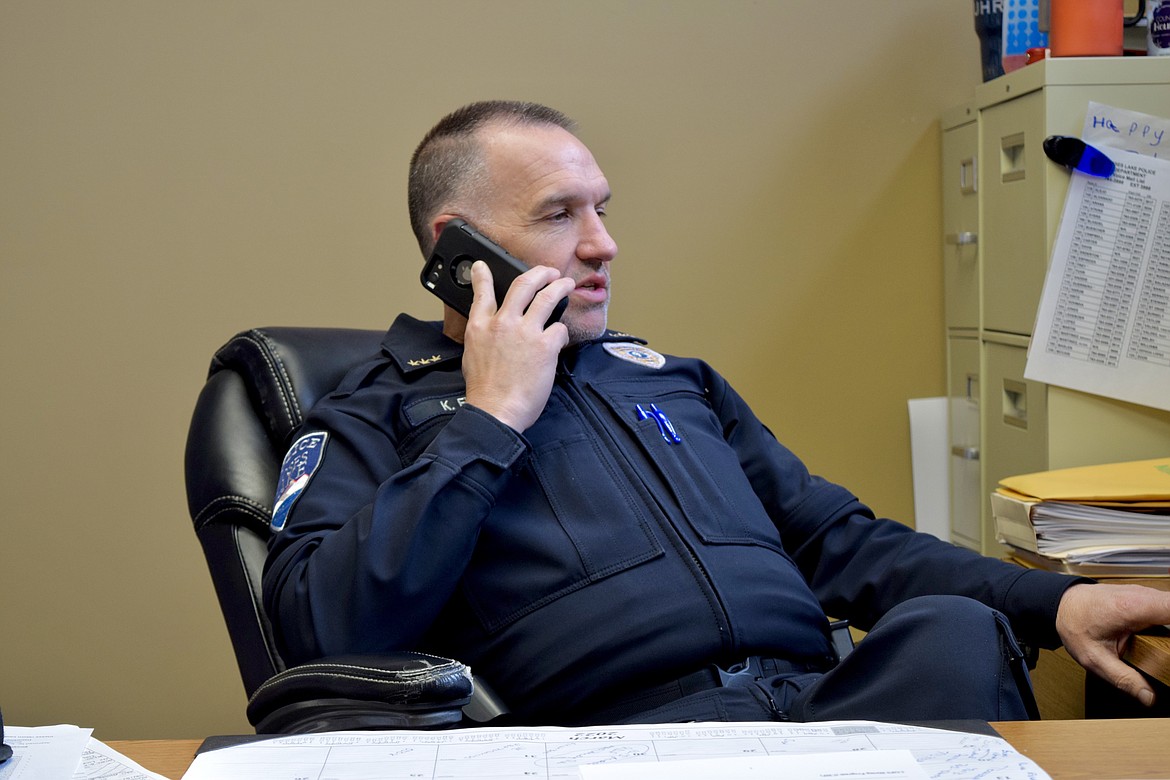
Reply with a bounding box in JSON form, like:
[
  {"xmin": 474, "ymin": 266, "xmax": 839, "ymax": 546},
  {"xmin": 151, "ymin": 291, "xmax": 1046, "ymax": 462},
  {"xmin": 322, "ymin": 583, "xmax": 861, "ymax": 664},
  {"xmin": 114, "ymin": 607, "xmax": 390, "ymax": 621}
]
[{"xmin": 554, "ymin": 363, "xmax": 732, "ymax": 654}]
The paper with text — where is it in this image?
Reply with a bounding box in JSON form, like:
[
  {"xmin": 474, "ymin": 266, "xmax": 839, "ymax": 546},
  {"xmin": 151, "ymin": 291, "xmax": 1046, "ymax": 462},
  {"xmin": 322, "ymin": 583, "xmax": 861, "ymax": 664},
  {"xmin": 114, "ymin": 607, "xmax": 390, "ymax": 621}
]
[
  {"xmin": 0, "ymin": 725, "xmax": 91, "ymax": 780},
  {"xmin": 1084, "ymin": 101, "xmax": 1167, "ymax": 159},
  {"xmin": 1025, "ymin": 145, "xmax": 1170, "ymax": 411},
  {"xmin": 0, "ymin": 727, "xmax": 165, "ymax": 780},
  {"xmin": 179, "ymin": 721, "xmax": 1051, "ymax": 780},
  {"xmin": 76, "ymin": 739, "xmax": 168, "ymax": 780},
  {"xmin": 580, "ymin": 749, "xmax": 927, "ymax": 780}
]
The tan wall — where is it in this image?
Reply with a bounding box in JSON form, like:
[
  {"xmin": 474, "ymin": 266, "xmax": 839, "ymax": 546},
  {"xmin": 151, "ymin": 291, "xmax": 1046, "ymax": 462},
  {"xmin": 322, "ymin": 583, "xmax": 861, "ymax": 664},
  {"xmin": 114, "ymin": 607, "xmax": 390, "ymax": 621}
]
[{"xmin": 0, "ymin": 1, "xmax": 980, "ymax": 738}]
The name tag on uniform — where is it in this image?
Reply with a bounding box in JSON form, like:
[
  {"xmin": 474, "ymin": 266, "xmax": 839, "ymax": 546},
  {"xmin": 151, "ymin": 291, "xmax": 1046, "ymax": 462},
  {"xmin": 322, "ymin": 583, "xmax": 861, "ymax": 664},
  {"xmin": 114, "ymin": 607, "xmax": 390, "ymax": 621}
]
[{"xmin": 404, "ymin": 394, "xmax": 468, "ymax": 427}]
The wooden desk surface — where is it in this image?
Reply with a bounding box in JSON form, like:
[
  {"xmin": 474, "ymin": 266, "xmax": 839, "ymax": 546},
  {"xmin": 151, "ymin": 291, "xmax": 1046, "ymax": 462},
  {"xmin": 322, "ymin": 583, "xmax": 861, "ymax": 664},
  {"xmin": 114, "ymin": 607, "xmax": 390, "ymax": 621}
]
[
  {"xmin": 107, "ymin": 739, "xmax": 200, "ymax": 779},
  {"xmin": 108, "ymin": 720, "xmax": 1170, "ymax": 780},
  {"xmin": 991, "ymin": 719, "xmax": 1170, "ymax": 779},
  {"xmin": 1127, "ymin": 632, "xmax": 1170, "ymax": 687}
]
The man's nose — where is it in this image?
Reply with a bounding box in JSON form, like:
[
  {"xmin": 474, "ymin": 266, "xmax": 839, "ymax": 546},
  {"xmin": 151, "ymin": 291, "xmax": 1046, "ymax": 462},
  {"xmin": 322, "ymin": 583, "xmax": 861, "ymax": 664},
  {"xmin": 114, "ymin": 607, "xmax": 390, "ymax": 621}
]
[{"xmin": 579, "ymin": 214, "xmax": 618, "ymax": 263}]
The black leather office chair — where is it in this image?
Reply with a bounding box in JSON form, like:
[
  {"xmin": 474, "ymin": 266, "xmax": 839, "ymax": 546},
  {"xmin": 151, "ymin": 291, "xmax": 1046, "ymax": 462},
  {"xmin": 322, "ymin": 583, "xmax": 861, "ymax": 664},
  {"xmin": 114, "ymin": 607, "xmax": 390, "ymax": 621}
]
[
  {"xmin": 184, "ymin": 327, "xmax": 487, "ymax": 734},
  {"xmin": 185, "ymin": 327, "xmax": 864, "ymax": 733}
]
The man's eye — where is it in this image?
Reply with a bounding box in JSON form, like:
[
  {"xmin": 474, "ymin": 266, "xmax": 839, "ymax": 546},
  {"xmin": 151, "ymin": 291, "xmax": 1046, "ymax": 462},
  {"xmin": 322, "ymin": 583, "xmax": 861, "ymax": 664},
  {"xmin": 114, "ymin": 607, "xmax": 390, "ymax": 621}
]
[{"xmin": 548, "ymin": 211, "xmax": 570, "ymax": 222}]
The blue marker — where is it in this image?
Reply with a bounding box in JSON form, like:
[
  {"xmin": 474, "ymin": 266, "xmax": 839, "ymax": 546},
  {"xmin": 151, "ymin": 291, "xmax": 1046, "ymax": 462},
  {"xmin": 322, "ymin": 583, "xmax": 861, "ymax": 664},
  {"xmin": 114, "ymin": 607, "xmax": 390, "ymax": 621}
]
[{"xmin": 1043, "ymin": 136, "xmax": 1115, "ymax": 178}]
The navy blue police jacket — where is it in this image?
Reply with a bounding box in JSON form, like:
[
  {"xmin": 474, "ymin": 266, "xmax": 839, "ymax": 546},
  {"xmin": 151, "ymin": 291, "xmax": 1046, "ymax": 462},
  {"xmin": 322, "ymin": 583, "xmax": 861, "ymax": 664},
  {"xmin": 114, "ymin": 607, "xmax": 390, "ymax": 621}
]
[{"xmin": 263, "ymin": 314, "xmax": 1078, "ymax": 721}]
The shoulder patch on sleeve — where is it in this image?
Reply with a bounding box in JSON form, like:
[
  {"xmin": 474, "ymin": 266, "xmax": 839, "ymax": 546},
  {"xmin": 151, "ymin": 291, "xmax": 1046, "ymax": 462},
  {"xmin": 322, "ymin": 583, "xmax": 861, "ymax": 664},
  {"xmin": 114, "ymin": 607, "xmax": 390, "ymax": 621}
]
[{"xmin": 271, "ymin": 431, "xmax": 328, "ymax": 532}]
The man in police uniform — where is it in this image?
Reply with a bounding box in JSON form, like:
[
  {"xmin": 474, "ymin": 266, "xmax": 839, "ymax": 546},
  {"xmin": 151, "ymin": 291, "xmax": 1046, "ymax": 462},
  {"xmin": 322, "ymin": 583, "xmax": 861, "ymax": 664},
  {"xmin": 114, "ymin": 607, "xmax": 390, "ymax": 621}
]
[{"xmin": 263, "ymin": 100, "xmax": 1170, "ymax": 724}]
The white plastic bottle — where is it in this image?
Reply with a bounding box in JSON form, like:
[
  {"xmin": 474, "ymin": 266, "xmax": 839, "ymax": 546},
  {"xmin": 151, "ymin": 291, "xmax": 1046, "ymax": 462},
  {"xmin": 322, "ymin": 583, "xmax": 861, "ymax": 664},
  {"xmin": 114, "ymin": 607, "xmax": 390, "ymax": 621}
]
[{"xmin": 1150, "ymin": 0, "xmax": 1170, "ymax": 56}]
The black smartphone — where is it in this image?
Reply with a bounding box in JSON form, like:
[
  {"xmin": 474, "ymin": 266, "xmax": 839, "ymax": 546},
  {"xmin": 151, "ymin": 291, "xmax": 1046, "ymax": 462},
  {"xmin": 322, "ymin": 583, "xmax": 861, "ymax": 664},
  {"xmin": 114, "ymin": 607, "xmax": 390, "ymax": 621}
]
[{"xmin": 420, "ymin": 218, "xmax": 567, "ymax": 327}]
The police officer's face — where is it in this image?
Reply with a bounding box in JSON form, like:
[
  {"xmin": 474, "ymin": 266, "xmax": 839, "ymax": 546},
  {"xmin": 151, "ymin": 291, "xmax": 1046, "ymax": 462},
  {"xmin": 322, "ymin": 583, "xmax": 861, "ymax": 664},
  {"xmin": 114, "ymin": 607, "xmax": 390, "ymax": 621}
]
[{"xmin": 471, "ymin": 123, "xmax": 618, "ymax": 343}]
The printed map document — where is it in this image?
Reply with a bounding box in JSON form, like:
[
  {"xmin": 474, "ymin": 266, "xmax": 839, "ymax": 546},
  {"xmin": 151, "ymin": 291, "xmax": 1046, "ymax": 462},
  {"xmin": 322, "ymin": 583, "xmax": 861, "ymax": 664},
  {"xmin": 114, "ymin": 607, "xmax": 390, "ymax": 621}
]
[
  {"xmin": 1025, "ymin": 142, "xmax": 1170, "ymax": 411},
  {"xmin": 180, "ymin": 721, "xmax": 1051, "ymax": 780}
]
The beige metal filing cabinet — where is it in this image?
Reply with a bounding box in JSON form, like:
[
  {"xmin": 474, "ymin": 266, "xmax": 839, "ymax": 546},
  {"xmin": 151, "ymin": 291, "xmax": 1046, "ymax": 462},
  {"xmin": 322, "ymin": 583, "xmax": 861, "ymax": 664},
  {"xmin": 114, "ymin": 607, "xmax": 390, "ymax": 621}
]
[{"xmin": 942, "ymin": 58, "xmax": 1170, "ymax": 555}]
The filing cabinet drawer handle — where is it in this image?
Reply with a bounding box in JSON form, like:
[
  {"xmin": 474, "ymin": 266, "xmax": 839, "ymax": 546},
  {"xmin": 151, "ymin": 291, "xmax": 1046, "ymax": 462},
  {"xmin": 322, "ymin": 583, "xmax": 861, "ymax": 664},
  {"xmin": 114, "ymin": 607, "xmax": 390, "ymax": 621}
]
[
  {"xmin": 950, "ymin": 445, "xmax": 980, "ymax": 460},
  {"xmin": 945, "ymin": 232, "xmax": 978, "ymax": 246}
]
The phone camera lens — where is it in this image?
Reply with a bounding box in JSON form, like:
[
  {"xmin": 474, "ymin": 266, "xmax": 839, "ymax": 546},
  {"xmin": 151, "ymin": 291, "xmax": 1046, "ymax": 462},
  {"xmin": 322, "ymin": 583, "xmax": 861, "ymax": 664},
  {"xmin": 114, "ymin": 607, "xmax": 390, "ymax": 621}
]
[{"xmin": 452, "ymin": 256, "xmax": 474, "ymax": 287}]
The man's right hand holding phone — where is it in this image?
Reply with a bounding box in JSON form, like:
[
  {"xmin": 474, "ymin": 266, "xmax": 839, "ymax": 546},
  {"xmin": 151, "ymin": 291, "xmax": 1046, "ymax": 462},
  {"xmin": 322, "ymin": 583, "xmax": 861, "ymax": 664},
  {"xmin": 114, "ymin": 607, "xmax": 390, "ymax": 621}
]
[{"xmin": 461, "ymin": 261, "xmax": 573, "ymax": 434}]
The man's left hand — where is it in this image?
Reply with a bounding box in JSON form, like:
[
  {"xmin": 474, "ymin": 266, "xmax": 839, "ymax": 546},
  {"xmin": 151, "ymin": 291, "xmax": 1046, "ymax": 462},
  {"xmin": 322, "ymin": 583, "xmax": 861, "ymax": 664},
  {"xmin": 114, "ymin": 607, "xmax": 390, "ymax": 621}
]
[{"xmin": 1056, "ymin": 582, "xmax": 1170, "ymax": 707}]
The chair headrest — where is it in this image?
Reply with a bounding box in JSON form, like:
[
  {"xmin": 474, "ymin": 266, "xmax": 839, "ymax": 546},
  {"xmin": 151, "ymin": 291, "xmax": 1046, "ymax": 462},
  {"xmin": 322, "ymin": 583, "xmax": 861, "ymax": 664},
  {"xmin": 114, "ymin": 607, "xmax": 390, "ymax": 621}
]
[
  {"xmin": 208, "ymin": 327, "xmax": 385, "ymax": 449},
  {"xmin": 186, "ymin": 327, "xmax": 385, "ymax": 532}
]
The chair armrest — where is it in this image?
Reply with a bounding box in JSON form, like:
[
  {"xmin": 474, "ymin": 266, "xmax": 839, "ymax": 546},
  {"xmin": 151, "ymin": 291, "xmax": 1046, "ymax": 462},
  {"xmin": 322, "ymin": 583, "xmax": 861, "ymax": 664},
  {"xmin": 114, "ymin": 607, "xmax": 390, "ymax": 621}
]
[{"xmin": 246, "ymin": 652, "xmax": 474, "ymax": 734}]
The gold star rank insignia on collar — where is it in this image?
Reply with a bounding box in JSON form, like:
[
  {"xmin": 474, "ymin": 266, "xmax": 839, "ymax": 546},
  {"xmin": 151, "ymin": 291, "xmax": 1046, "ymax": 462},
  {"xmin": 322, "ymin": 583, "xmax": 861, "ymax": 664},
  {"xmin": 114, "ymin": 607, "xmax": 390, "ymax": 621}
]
[{"xmin": 407, "ymin": 354, "xmax": 442, "ymax": 367}]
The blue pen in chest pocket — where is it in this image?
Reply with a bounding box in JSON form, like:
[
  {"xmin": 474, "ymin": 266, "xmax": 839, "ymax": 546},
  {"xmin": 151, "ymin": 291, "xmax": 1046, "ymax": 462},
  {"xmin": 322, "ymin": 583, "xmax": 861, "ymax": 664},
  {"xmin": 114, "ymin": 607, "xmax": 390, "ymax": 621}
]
[{"xmin": 635, "ymin": 403, "xmax": 682, "ymax": 444}]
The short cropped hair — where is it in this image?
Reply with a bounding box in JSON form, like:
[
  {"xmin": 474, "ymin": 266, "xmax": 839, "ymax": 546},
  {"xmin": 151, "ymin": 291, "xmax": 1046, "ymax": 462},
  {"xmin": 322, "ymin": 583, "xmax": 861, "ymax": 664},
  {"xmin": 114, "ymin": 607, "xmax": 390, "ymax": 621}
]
[{"xmin": 407, "ymin": 100, "xmax": 577, "ymax": 256}]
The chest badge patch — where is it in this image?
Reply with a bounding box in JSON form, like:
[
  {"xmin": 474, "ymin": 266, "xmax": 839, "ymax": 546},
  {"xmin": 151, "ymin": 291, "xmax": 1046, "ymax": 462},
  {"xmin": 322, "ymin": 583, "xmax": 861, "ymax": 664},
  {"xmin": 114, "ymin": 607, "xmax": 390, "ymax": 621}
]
[
  {"xmin": 271, "ymin": 431, "xmax": 328, "ymax": 532},
  {"xmin": 603, "ymin": 342, "xmax": 666, "ymax": 369}
]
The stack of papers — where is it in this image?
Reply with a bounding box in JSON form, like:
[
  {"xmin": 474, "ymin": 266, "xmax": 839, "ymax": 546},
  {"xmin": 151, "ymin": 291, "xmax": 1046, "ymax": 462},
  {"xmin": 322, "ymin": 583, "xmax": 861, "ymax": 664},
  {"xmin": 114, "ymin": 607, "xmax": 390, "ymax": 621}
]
[
  {"xmin": 994, "ymin": 457, "xmax": 1170, "ymax": 576},
  {"xmin": 2, "ymin": 725, "xmax": 167, "ymax": 780}
]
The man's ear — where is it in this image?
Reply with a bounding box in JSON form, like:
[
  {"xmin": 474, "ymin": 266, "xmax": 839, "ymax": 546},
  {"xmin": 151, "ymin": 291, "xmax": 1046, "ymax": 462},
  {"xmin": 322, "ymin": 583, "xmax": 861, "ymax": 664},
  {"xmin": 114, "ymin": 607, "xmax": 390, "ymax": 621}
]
[{"xmin": 430, "ymin": 214, "xmax": 462, "ymax": 248}]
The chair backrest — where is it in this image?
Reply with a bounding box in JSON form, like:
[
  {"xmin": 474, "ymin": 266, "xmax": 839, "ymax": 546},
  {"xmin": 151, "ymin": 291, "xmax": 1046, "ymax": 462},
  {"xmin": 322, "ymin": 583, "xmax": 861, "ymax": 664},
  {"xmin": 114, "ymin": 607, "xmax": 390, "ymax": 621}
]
[{"xmin": 184, "ymin": 327, "xmax": 385, "ymax": 697}]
